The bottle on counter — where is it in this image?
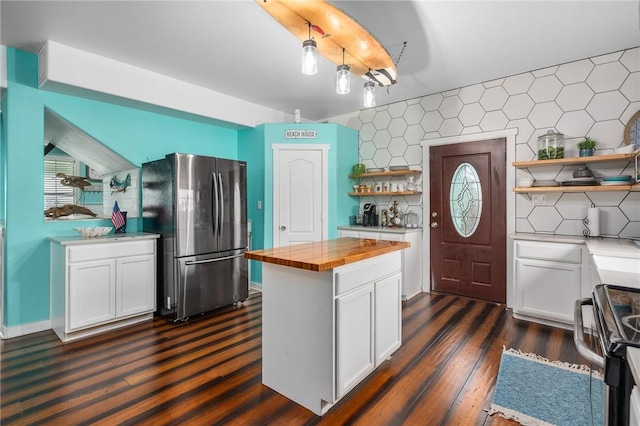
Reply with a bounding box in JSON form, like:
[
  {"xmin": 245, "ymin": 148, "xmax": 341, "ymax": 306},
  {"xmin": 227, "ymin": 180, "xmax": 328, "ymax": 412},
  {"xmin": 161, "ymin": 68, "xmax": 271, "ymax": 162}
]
[{"xmin": 380, "ymin": 209, "xmax": 388, "ymax": 226}]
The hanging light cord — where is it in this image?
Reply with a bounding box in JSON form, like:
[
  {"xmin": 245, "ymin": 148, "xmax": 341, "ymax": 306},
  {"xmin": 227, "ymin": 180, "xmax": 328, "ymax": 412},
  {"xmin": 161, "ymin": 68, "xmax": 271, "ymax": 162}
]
[{"xmin": 394, "ymin": 41, "xmax": 408, "ymax": 67}]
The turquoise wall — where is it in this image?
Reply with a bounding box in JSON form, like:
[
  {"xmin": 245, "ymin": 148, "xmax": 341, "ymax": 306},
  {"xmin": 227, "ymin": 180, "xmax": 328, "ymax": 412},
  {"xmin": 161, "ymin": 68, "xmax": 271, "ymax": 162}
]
[
  {"xmin": 3, "ymin": 48, "xmax": 240, "ymax": 328},
  {"xmin": 2, "ymin": 47, "xmax": 360, "ymax": 330},
  {"xmin": 240, "ymin": 123, "xmax": 358, "ymax": 284}
]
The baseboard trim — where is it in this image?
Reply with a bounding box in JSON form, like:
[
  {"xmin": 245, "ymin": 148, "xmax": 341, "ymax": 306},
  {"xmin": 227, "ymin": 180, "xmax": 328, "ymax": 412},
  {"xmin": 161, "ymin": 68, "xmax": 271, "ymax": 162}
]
[{"xmin": 1, "ymin": 319, "xmax": 52, "ymax": 339}]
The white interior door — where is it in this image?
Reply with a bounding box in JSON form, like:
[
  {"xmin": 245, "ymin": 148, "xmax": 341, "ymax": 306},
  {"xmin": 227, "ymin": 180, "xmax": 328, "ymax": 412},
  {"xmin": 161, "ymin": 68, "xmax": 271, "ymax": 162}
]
[{"xmin": 273, "ymin": 144, "xmax": 328, "ymax": 247}]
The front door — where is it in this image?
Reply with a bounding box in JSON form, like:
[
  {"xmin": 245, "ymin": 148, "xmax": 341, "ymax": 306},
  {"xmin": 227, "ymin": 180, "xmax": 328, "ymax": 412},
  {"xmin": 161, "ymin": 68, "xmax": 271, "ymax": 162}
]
[
  {"xmin": 273, "ymin": 145, "xmax": 327, "ymax": 247},
  {"xmin": 429, "ymin": 138, "xmax": 506, "ymax": 303}
]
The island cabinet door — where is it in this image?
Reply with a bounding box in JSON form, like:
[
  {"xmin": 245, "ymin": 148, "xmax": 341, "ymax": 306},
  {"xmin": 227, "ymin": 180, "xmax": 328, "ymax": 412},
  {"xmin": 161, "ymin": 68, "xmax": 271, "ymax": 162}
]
[
  {"xmin": 336, "ymin": 283, "xmax": 375, "ymax": 399},
  {"xmin": 375, "ymin": 272, "xmax": 402, "ymax": 365}
]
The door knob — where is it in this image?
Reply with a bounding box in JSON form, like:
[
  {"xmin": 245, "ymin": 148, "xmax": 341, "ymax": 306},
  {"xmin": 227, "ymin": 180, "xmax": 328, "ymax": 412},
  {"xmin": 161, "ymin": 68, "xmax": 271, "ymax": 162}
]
[
  {"xmin": 280, "ymin": 226, "xmax": 287, "ymax": 231},
  {"xmin": 430, "ymin": 222, "xmax": 438, "ymax": 228}
]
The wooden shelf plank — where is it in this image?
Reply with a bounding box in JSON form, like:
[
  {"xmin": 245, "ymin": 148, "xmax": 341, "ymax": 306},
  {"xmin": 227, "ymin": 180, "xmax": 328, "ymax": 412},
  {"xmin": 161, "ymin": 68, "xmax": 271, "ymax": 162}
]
[
  {"xmin": 513, "ymin": 185, "xmax": 632, "ymax": 193},
  {"xmin": 513, "ymin": 151, "xmax": 639, "ymax": 168},
  {"xmin": 349, "ymin": 191, "xmax": 422, "ymax": 196},
  {"xmin": 349, "ymin": 170, "xmax": 422, "ymax": 178}
]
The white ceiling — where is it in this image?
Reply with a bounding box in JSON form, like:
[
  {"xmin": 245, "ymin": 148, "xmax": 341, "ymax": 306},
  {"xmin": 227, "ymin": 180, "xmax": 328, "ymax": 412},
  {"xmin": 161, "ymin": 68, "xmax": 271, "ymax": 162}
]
[{"xmin": 1, "ymin": 1, "xmax": 639, "ymax": 123}]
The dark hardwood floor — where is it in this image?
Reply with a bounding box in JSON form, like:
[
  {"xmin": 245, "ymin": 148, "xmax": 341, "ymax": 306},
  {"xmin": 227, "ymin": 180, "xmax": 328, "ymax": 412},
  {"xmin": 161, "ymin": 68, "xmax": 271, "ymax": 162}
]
[{"xmin": 1, "ymin": 291, "xmax": 585, "ymax": 425}]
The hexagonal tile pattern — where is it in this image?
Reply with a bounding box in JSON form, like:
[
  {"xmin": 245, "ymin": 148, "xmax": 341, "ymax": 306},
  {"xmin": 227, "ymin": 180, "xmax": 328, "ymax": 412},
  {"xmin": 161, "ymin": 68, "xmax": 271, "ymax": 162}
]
[
  {"xmin": 388, "ymin": 117, "xmax": 408, "ymax": 138},
  {"xmin": 420, "ymin": 111, "xmax": 444, "ymax": 133},
  {"xmin": 404, "ymin": 124, "xmax": 426, "ymax": 145},
  {"xmin": 480, "ymin": 86, "xmax": 509, "ymax": 111},
  {"xmin": 528, "ymin": 102, "xmax": 563, "ymax": 128},
  {"xmin": 621, "ymin": 72, "xmax": 640, "ymax": 103},
  {"xmin": 404, "ymin": 104, "xmax": 425, "ymax": 125},
  {"xmin": 620, "ymin": 192, "xmax": 640, "ymax": 219},
  {"xmin": 587, "ymin": 91, "xmax": 629, "ymax": 121},
  {"xmin": 503, "ymin": 73, "xmax": 535, "ymax": 95},
  {"xmin": 620, "ymin": 47, "xmax": 640, "ymax": 72},
  {"xmin": 556, "ymin": 193, "xmax": 591, "ymax": 219},
  {"xmin": 459, "ymin": 84, "xmax": 485, "ymax": 103},
  {"xmin": 528, "ymin": 206, "xmax": 563, "ymax": 232},
  {"xmin": 479, "ymin": 111, "xmax": 508, "ymax": 131},
  {"xmin": 529, "ymin": 75, "xmax": 563, "ymax": 103},
  {"xmin": 459, "ymin": 103, "xmax": 485, "ymax": 126},
  {"xmin": 388, "ymin": 102, "xmax": 408, "ymax": 118},
  {"xmin": 440, "ymin": 96, "xmax": 464, "ymax": 119},
  {"xmin": 556, "ymin": 83, "xmax": 594, "ymax": 112},
  {"xmin": 503, "ymin": 94, "xmax": 534, "ymax": 120},
  {"xmin": 600, "ymin": 207, "xmax": 629, "ymax": 236},
  {"xmin": 373, "ymin": 111, "xmax": 392, "ymax": 130},
  {"xmin": 420, "ymin": 93, "xmax": 443, "ymax": 112},
  {"xmin": 359, "ymin": 122, "xmax": 376, "ymax": 141},
  {"xmin": 352, "ymin": 46, "xmax": 639, "ymax": 239},
  {"xmin": 439, "ymin": 117, "xmax": 464, "ymax": 136},
  {"xmin": 556, "ymin": 59, "xmax": 594, "ymax": 85},
  {"xmin": 388, "ymin": 137, "xmax": 408, "ymax": 157},
  {"xmin": 586, "ymin": 62, "xmax": 629, "ymax": 92},
  {"xmin": 372, "ymin": 129, "xmax": 392, "ymax": 148},
  {"xmin": 588, "ymin": 120, "xmax": 625, "ymax": 149}
]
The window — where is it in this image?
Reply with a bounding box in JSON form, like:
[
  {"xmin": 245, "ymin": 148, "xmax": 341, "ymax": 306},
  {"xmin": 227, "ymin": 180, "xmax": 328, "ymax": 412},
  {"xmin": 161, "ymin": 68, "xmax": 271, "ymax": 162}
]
[
  {"xmin": 44, "ymin": 156, "xmax": 78, "ymax": 210},
  {"xmin": 449, "ymin": 162, "xmax": 482, "ymax": 238}
]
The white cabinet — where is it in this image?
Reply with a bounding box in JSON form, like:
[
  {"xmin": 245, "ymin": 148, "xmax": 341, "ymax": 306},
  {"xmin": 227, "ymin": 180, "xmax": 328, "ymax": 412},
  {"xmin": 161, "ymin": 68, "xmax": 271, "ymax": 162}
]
[
  {"xmin": 336, "ymin": 283, "xmax": 375, "ymax": 399},
  {"xmin": 513, "ymin": 239, "xmax": 587, "ymax": 327},
  {"xmin": 51, "ymin": 236, "xmax": 157, "ymax": 342},
  {"xmin": 338, "ymin": 227, "xmax": 422, "ymax": 300},
  {"xmin": 261, "ymin": 251, "xmax": 402, "ymax": 415}
]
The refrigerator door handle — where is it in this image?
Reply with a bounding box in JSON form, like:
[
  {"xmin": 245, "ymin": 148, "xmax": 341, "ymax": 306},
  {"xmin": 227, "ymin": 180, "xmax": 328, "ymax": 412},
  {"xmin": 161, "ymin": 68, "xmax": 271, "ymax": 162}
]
[
  {"xmin": 185, "ymin": 252, "xmax": 245, "ymax": 265},
  {"xmin": 218, "ymin": 172, "xmax": 224, "ymax": 238},
  {"xmin": 212, "ymin": 172, "xmax": 219, "ymax": 238}
]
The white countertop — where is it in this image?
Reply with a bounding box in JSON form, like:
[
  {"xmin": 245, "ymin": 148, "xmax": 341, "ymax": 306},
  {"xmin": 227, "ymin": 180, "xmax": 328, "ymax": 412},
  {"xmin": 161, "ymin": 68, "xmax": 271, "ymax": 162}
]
[
  {"xmin": 510, "ymin": 232, "xmax": 587, "ymax": 244},
  {"xmin": 338, "ymin": 225, "xmax": 423, "ymax": 234},
  {"xmin": 586, "ymin": 238, "xmax": 640, "ymax": 259},
  {"xmin": 49, "ymin": 232, "xmax": 159, "ymax": 246}
]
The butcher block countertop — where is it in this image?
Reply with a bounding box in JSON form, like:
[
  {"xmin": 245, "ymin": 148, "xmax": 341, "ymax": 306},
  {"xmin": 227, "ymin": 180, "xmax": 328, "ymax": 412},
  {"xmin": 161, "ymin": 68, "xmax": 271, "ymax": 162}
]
[{"xmin": 244, "ymin": 237, "xmax": 410, "ymax": 271}]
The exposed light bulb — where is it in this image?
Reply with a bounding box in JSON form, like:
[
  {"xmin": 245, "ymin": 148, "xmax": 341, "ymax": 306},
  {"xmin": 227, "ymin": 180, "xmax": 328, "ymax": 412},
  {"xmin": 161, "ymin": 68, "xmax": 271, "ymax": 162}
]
[
  {"xmin": 302, "ymin": 39, "xmax": 318, "ymax": 75},
  {"xmin": 363, "ymin": 81, "xmax": 376, "ymax": 107},
  {"xmin": 336, "ymin": 64, "xmax": 350, "ymax": 94}
]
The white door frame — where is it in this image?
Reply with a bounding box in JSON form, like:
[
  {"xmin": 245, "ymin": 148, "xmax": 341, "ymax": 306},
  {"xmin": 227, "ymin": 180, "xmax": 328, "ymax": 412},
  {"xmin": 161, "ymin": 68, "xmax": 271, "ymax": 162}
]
[
  {"xmin": 272, "ymin": 144, "xmax": 329, "ymax": 246},
  {"xmin": 421, "ymin": 128, "xmax": 517, "ymax": 308}
]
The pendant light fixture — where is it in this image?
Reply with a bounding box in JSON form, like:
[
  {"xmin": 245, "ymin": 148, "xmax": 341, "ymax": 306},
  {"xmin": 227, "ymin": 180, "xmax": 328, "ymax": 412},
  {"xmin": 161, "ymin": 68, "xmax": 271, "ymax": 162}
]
[
  {"xmin": 363, "ymin": 70, "xmax": 376, "ymax": 107},
  {"xmin": 336, "ymin": 48, "xmax": 350, "ymax": 94},
  {"xmin": 301, "ymin": 22, "xmax": 318, "ymax": 75}
]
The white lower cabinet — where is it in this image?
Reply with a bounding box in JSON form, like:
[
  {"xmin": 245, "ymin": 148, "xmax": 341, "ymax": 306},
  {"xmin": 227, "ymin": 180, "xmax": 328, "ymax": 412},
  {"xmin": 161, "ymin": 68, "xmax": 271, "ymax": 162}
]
[
  {"xmin": 338, "ymin": 227, "xmax": 422, "ymax": 300},
  {"xmin": 51, "ymin": 237, "xmax": 157, "ymax": 342},
  {"xmin": 261, "ymin": 251, "xmax": 402, "ymax": 415},
  {"xmin": 513, "ymin": 239, "xmax": 586, "ymax": 327}
]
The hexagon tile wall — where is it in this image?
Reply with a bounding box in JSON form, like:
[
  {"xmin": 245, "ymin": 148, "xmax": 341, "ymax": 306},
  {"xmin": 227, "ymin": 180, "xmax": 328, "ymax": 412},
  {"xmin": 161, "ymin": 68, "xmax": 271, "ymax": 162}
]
[{"xmin": 345, "ymin": 47, "xmax": 639, "ymax": 239}]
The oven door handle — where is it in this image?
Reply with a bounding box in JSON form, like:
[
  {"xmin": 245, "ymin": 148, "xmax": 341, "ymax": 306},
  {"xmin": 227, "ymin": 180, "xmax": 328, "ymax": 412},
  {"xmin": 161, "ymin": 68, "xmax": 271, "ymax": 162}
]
[{"xmin": 574, "ymin": 298, "xmax": 605, "ymax": 368}]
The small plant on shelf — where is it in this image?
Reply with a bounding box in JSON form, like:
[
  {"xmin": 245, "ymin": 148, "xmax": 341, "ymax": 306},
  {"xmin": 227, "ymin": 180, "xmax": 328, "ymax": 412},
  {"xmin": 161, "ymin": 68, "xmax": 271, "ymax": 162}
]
[{"xmin": 577, "ymin": 136, "xmax": 598, "ymax": 157}]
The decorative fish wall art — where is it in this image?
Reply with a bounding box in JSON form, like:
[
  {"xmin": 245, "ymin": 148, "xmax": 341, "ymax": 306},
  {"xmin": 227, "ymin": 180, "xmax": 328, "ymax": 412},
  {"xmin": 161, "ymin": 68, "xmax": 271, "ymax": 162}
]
[{"xmin": 110, "ymin": 173, "xmax": 131, "ymax": 194}]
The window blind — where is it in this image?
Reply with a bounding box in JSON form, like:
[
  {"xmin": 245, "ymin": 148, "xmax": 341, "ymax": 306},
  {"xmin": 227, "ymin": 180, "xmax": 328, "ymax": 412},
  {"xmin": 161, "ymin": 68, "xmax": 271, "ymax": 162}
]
[{"xmin": 44, "ymin": 157, "xmax": 78, "ymax": 210}]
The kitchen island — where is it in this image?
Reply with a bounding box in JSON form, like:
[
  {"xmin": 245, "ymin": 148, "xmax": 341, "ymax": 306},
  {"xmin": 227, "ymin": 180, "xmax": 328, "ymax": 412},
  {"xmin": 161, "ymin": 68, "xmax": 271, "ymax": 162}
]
[{"xmin": 245, "ymin": 237, "xmax": 410, "ymax": 415}]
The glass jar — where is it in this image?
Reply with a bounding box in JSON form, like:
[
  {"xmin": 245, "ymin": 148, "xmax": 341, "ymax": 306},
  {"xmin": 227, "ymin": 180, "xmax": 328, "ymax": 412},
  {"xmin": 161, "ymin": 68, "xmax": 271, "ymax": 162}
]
[
  {"xmin": 404, "ymin": 210, "xmax": 419, "ymax": 228},
  {"xmin": 537, "ymin": 130, "xmax": 565, "ymax": 160}
]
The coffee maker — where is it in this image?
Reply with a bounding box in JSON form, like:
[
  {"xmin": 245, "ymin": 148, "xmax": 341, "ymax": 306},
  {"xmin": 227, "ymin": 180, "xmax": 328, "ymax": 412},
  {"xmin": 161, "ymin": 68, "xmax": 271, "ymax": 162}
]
[{"xmin": 363, "ymin": 203, "xmax": 377, "ymax": 226}]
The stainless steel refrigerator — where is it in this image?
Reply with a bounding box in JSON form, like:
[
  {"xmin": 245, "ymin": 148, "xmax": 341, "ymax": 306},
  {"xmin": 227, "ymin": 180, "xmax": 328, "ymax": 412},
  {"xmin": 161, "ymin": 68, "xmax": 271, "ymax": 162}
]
[{"xmin": 142, "ymin": 153, "xmax": 248, "ymax": 321}]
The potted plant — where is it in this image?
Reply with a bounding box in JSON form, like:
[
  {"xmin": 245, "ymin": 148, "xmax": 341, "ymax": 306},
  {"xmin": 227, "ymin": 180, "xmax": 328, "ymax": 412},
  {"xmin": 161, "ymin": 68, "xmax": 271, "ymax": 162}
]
[{"xmin": 577, "ymin": 136, "xmax": 597, "ymax": 157}]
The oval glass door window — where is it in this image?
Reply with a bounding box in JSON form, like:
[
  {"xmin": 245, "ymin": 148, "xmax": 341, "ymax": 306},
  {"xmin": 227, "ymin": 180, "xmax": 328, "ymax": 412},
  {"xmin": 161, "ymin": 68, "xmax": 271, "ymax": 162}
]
[{"xmin": 449, "ymin": 162, "xmax": 482, "ymax": 238}]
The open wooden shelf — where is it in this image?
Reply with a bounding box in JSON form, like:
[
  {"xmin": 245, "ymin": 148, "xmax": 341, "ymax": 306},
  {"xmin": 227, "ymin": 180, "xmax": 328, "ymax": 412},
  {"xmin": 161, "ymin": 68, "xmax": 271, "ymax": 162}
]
[
  {"xmin": 513, "ymin": 151, "xmax": 639, "ymax": 168},
  {"xmin": 348, "ymin": 191, "xmax": 422, "ymax": 197},
  {"xmin": 514, "ymin": 184, "xmax": 639, "ymax": 193},
  {"xmin": 349, "ymin": 169, "xmax": 422, "ymax": 179}
]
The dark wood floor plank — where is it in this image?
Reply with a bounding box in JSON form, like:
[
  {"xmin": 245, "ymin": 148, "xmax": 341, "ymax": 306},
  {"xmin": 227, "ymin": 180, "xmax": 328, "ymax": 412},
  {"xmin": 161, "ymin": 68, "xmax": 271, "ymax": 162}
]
[{"xmin": 1, "ymin": 291, "xmax": 584, "ymax": 425}]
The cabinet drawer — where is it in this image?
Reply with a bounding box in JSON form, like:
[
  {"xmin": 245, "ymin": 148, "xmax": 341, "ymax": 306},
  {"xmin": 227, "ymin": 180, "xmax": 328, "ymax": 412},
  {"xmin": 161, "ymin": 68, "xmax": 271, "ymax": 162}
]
[
  {"xmin": 335, "ymin": 252, "xmax": 401, "ymax": 296},
  {"xmin": 68, "ymin": 240, "xmax": 155, "ymax": 263},
  {"xmin": 515, "ymin": 240, "xmax": 582, "ymax": 264}
]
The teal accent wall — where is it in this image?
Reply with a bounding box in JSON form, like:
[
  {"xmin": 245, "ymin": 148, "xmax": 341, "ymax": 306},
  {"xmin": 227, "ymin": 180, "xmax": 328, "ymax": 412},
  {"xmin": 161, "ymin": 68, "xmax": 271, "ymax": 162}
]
[
  {"xmin": 2, "ymin": 48, "xmax": 241, "ymax": 329},
  {"xmin": 240, "ymin": 123, "xmax": 358, "ymax": 285}
]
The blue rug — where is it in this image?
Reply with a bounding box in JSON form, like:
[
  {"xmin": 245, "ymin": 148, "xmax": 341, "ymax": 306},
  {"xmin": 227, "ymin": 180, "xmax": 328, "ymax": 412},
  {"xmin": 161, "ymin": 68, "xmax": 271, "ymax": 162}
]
[{"xmin": 489, "ymin": 347, "xmax": 605, "ymax": 426}]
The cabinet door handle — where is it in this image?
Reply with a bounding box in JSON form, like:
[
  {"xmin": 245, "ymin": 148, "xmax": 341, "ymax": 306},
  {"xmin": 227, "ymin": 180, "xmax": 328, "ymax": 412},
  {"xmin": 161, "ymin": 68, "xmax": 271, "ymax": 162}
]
[{"xmin": 280, "ymin": 226, "xmax": 287, "ymax": 231}]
